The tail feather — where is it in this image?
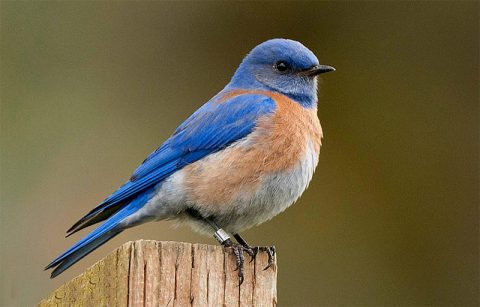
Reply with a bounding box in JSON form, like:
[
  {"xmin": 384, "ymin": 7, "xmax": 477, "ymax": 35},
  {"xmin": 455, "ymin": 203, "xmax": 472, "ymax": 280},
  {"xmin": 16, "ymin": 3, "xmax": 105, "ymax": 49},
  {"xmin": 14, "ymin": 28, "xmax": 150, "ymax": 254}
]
[
  {"xmin": 46, "ymin": 189, "xmax": 153, "ymax": 277},
  {"xmin": 65, "ymin": 202, "xmax": 126, "ymax": 237},
  {"xmin": 50, "ymin": 230, "xmax": 121, "ymax": 278}
]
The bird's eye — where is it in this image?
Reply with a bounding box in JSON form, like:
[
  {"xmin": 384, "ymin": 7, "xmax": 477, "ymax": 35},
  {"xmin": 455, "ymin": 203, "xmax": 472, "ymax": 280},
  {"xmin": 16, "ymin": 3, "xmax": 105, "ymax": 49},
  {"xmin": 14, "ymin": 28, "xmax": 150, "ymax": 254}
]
[{"xmin": 274, "ymin": 61, "xmax": 289, "ymax": 73}]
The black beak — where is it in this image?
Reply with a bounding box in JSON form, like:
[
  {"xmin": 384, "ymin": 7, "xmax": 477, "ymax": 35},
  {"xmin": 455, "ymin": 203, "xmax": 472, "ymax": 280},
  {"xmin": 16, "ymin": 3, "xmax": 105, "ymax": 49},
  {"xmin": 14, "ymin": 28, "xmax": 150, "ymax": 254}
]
[{"xmin": 303, "ymin": 64, "xmax": 336, "ymax": 76}]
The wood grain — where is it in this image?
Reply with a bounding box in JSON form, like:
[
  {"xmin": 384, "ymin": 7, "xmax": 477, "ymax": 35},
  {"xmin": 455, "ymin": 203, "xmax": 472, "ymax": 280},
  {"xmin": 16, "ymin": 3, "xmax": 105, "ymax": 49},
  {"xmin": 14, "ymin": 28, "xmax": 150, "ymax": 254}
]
[{"xmin": 39, "ymin": 240, "xmax": 277, "ymax": 306}]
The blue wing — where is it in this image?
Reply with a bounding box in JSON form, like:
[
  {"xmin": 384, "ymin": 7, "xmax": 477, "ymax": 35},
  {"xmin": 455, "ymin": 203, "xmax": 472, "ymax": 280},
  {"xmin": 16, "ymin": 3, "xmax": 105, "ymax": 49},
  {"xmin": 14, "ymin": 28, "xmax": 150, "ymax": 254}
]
[
  {"xmin": 51, "ymin": 92, "xmax": 276, "ymax": 278},
  {"xmin": 66, "ymin": 93, "xmax": 276, "ymax": 235}
]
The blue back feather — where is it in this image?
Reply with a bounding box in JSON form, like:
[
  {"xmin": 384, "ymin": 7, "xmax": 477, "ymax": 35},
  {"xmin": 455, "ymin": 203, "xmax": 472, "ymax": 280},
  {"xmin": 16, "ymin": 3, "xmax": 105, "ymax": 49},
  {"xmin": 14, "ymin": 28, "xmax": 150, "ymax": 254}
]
[{"xmin": 67, "ymin": 93, "xmax": 276, "ymax": 233}]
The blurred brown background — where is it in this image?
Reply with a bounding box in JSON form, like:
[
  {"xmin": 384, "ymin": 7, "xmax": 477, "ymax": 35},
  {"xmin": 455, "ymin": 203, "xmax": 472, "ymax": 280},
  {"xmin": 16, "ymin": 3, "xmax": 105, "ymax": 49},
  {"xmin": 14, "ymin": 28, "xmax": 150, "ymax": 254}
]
[{"xmin": 1, "ymin": 2, "xmax": 478, "ymax": 306}]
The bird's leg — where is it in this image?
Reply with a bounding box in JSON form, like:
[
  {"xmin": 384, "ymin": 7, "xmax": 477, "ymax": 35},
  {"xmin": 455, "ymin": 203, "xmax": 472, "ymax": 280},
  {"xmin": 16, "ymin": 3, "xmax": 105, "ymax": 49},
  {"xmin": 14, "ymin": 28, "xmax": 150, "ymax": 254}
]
[
  {"xmin": 212, "ymin": 228, "xmax": 248, "ymax": 285},
  {"xmin": 185, "ymin": 209, "xmax": 246, "ymax": 285},
  {"xmin": 233, "ymin": 233, "xmax": 276, "ymax": 270},
  {"xmin": 233, "ymin": 233, "xmax": 257, "ymax": 260}
]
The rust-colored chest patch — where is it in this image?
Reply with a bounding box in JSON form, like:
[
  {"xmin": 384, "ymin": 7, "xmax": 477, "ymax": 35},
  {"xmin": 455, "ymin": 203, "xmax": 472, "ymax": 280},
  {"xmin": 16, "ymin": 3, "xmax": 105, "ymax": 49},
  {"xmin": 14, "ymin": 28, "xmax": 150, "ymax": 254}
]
[
  {"xmin": 183, "ymin": 89, "xmax": 322, "ymax": 210},
  {"xmin": 252, "ymin": 90, "xmax": 322, "ymax": 170}
]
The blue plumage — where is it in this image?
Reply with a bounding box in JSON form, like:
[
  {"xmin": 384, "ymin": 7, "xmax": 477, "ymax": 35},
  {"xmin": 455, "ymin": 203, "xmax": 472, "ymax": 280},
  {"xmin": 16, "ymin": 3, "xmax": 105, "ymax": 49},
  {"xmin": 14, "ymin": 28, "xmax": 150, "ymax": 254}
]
[
  {"xmin": 230, "ymin": 38, "xmax": 321, "ymax": 108},
  {"xmin": 132, "ymin": 94, "xmax": 276, "ymax": 181},
  {"xmin": 46, "ymin": 38, "xmax": 334, "ymax": 279},
  {"xmin": 48, "ymin": 94, "xmax": 276, "ymax": 277},
  {"xmin": 46, "ymin": 189, "xmax": 154, "ymax": 277},
  {"xmin": 67, "ymin": 94, "xmax": 276, "ymax": 233}
]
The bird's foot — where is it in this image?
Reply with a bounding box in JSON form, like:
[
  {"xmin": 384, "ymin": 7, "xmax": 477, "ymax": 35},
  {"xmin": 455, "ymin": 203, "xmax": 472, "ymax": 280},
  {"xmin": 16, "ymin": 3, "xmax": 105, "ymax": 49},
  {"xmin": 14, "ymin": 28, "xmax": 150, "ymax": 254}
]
[
  {"xmin": 256, "ymin": 246, "xmax": 276, "ymax": 270},
  {"xmin": 231, "ymin": 233, "xmax": 275, "ymax": 270},
  {"xmin": 222, "ymin": 239, "xmax": 256, "ymax": 285},
  {"xmin": 222, "ymin": 240, "xmax": 276, "ymax": 285}
]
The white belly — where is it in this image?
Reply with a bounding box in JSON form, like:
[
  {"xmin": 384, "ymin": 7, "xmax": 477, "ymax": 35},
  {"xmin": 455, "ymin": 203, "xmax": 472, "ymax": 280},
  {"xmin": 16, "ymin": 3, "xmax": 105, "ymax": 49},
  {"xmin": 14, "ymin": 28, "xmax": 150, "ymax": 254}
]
[
  {"xmin": 121, "ymin": 140, "xmax": 319, "ymax": 234},
  {"xmin": 215, "ymin": 140, "xmax": 319, "ymax": 233}
]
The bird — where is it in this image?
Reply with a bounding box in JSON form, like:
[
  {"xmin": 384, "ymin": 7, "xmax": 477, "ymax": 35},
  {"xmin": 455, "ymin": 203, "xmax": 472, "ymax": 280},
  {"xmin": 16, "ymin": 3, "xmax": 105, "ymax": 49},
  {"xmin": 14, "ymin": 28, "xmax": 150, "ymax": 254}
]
[{"xmin": 45, "ymin": 38, "xmax": 335, "ymax": 282}]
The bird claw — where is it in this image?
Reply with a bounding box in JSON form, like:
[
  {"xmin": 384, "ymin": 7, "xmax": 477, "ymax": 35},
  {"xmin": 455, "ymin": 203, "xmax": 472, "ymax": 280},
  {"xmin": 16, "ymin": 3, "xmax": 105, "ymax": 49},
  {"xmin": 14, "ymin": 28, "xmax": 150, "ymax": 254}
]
[
  {"xmin": 222, "ymin": 240, "xmax": 257, "ymax": 285},
  {"xmin": 223, "ymin": 241, "xmax": 276, "ymax": 285},
  {"xmin": 249, "ymin": 246, "xmax": 259, "ymax": 263},
  {"xmin": 258, "ymin": 246, "xmax": 276, "ymax": 270}
]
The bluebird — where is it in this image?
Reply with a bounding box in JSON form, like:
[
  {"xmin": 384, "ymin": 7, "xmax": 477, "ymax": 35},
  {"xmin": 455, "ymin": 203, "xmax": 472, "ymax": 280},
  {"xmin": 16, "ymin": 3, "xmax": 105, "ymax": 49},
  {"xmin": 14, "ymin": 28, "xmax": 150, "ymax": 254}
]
[{"xmin": 45, "ymin": 38, "xmax": 335, "ymax": 282}]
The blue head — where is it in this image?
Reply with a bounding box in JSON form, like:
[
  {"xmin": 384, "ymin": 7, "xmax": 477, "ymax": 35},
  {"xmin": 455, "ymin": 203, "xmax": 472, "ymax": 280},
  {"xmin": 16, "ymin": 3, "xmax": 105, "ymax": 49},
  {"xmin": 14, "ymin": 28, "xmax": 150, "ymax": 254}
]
[{"xmin": 228, "ymin": 39, "xmax": 335, "ymax": 108}]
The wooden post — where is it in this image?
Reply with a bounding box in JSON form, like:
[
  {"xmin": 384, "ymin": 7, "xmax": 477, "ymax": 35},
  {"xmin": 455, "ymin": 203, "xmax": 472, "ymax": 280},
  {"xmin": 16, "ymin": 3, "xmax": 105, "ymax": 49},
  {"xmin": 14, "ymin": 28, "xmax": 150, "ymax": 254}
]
[{"xmin": 39, "ymin": 240, "xmax": 277, "ymax": 306}]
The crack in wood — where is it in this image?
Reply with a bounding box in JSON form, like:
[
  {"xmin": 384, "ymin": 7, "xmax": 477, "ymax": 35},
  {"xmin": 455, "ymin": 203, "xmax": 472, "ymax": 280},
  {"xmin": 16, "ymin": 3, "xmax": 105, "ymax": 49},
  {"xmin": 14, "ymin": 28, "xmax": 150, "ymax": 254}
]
[{"xmin": 38, "ymin": 241, "xmax": 277, "ymax": 306}]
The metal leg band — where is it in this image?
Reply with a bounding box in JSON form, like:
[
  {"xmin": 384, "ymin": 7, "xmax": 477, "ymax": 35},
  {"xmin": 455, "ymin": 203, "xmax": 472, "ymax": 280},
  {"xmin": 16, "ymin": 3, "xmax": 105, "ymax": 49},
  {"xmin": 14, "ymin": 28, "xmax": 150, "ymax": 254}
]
[{"xmin": 213, "ymin": 229, "xmax": 231, "ymax": 244}]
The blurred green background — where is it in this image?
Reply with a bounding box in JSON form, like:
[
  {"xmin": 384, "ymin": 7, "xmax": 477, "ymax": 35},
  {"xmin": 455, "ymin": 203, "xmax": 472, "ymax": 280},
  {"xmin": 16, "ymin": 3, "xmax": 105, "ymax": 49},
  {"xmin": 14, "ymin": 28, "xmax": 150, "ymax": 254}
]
[{"xmin": 1, "ymin": 2, "xmax": 478, "ymax": 306}]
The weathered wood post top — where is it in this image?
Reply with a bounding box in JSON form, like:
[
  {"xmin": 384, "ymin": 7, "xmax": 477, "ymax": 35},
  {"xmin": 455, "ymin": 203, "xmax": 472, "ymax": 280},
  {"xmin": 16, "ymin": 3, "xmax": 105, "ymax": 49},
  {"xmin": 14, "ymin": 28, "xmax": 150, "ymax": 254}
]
[{"xmin": 39, "ymin": 240, "xmax": 277, "ymax": 306}]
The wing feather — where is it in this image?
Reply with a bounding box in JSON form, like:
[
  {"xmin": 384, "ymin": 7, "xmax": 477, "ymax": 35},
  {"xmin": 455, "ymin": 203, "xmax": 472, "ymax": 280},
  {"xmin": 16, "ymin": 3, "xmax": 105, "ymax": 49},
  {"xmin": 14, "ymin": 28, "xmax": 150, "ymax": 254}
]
[{"xmin": 67, "ymin": 93, "xmax": 276, "ymax": 234}]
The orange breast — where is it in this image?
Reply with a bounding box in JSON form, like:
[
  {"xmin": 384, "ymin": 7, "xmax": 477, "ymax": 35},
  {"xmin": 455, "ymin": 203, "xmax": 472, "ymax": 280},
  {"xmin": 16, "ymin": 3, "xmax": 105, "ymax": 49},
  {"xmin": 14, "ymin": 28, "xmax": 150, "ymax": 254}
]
[{"xmin": 183, "ymin": 90, "xmax": 323, "ymax": 211}]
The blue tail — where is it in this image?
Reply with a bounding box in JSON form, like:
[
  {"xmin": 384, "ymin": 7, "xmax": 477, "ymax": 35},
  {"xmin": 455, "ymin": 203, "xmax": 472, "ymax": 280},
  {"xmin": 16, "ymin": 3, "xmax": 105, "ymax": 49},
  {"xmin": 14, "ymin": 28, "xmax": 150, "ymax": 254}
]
[{"xmin": 46, "ymin": 190, "xmax": 152, "ymax": 278}]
